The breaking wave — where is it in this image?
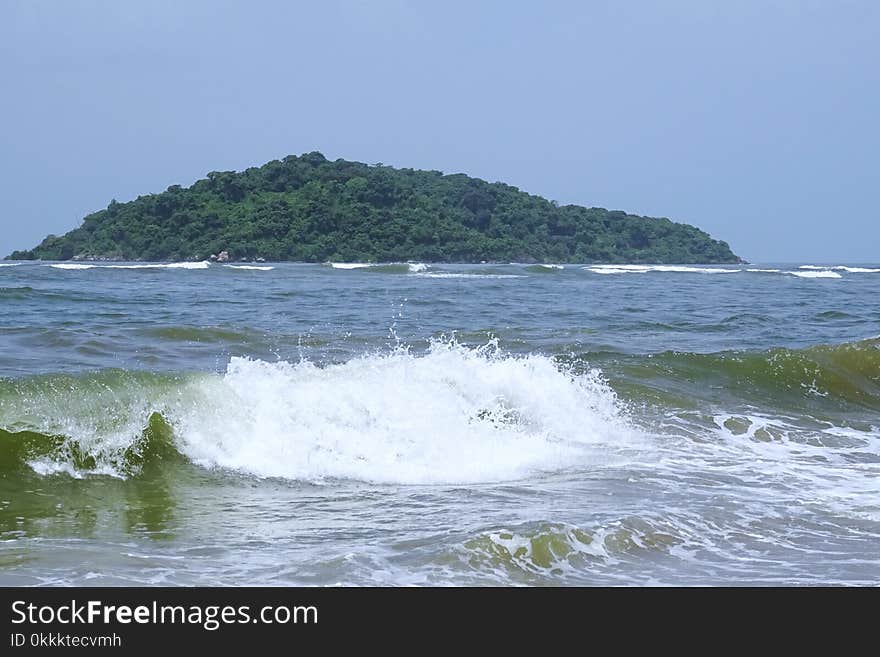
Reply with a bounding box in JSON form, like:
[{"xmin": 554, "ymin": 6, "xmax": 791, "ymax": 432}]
[
  {"xmin": 585, "ymin": 265, "xmax": 741, "ymax": 275},
  {"xmin": 48, "ymin": 262, "xmax": 211, "ymax": 270},
  {"xmin": 223, "ymin": 265, "xmax": 275, "ymax": 271},
  {"xmin": 800, "ymin": 265, "xmax": 880, "ymax": 273},
  {"xmin": 0, "ymin": 341, "xmax": 634, "ymax": 484},
  {"xmin": 582, "ymin": 264, "xmax": 861, "ymax": 279},
  {"xmin": 789, "ymin": 270, "xmax": 842, "ymax": 279},
  {"xmin": 328, "ymin": 262, "xmax": 428, "ymax": 273},
  {"xmin": 524, "ymin": 264, "xmax": 565, "ymax": 273}
]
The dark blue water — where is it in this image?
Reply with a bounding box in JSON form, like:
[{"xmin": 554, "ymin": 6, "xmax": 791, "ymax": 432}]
[{"xmin": 1, "ymin": 261, "xmax": 878, "ymax": 585}]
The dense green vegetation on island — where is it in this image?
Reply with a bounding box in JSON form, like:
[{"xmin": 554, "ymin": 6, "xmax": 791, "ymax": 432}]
[{"xmin": 9, "ymin": 152, "xmax": 740, "ymax": 263}]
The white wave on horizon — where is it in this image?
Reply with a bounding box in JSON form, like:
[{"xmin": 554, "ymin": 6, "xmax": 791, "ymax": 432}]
[{"xmin": 224, "ymin": 265, "xmax": 275, "ymax": 271}]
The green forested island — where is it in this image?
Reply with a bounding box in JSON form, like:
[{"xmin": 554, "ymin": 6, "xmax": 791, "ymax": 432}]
[{"xmin": 8, "ymin": 152, "xmax": 740, "ymax": 263}]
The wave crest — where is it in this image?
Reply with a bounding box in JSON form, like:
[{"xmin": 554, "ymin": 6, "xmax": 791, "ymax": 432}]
[
  {"xmin": 0, "ymin": 412, "xmax": 180, "ymax": 477},
  {"xmin": 594, "ymin": 338, "xmax": 880, "ymax": 410},
  {"xmin": 0, "ymin": 341, "xmax": 634, "ymax": 483}
]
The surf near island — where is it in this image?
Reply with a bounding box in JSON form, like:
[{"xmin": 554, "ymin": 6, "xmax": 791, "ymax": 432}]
[{"xmin": 1, "ymin": 155, "xmax": 878, "ymax": 586}]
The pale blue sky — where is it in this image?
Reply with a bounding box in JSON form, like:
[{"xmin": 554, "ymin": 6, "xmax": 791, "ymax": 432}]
[{"xmin": 1, "ymin": 1, "xmax": 877, "ymax": 262}]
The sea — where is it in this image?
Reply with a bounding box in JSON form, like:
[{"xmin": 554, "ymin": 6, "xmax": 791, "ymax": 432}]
[{"xmin": 0, "ymin": 260, "xmax": 878, "ymax": 585}]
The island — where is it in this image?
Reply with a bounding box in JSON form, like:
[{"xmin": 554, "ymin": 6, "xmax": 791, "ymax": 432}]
[{"xmin": 8, "ymin": 152, "xmax": 741, "ymax": 264}]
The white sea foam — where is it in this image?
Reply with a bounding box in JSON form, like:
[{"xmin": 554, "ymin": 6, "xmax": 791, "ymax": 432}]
[
  {"xmin": 585, "ymin": 265, "xmax": 740, "ymax": 275},
  {"xmin": 415, "ymin": 273, "xmax": 525, "ymax": 279},
  {"xmin": 329, "ymin": 262, "xmax": 429, "ymax": 273},
  {"xmin": 746, "ymin": 267, "xmax": 865, "ymax": 277},
  {"xmin": 464, "ymin": 523, "xmax": 611, "ymax": 574},
  {"xmin": 48, "ymin": 262, "xmax": 211, "ymax": 270},
  {"xmin": 170, "ymin": 341, "xmax": 634, "ymax": 484},
  {"xmin": 707, "ymin": 413, "xmax": 880, "ymax": 521},
  {"xmin": 586, "ymin": 267, "xmax": 644, "ymax": 275},
  {"xmin": 108, "ymin": 262, "xmax": 210, "ymax": 270},
  {"xmin": 329, "ymin": 262, "xmax": 372, "ymax": 269},
  {"xmin": 224, "ymin": 265, "xmax": 275, "ymax": 271},
  {"xmin": 795, "ymin": 265, "xmax": 876, "ymax": 271},
  {"xmin": 798, "ymin": 265, "xmax": 880, "ymax": 273},
  {"xmin": 154, "ymin": 261, "xmax": 210, "ymax": 269},
  {"xmin": 646, "ymin": 266, "xmax": 740, "ymax": 274},
  {"xmin": 27, "ymin": 458, "xmax": 123, "ymax": 479},
  {"xmin": 788, "ymin": 270, "xmax": 842, "ymax": 279},
  {"xmin": 587, "ymin": 265, "xmax": 650, "ymax": 271},
  {"xmin": 0, "ymin": 263, "xmax": 21, "ymax": 267}
]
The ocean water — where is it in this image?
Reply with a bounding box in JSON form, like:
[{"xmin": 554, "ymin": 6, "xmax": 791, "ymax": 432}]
[{"xmin": 1, "ymin": 261, "xmax": 878, "ymax": 585}]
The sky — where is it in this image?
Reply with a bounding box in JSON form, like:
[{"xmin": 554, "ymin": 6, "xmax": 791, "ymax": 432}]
[{"xmin": 1, "ymin": 1, "xmax": 877, "ymax": 262}]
